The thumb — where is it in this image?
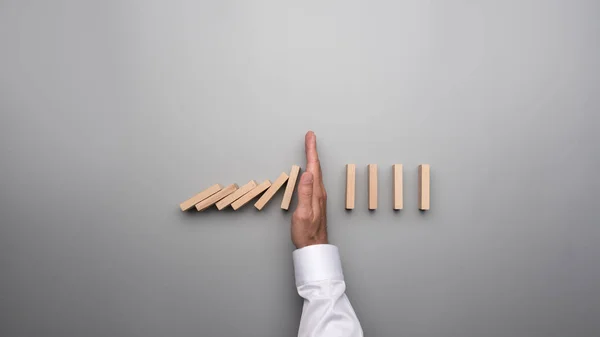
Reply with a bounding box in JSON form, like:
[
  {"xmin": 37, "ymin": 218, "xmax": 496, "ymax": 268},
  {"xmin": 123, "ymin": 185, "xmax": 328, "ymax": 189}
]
[{"xmin": 296, "ymin": 172, "xmax": 313, "ymax": 212}]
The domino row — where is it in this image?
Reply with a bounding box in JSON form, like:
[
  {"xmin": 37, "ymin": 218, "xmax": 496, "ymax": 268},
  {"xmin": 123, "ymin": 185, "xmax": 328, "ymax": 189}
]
[
  {"xmin": 345, "ymin": 164, "xmax": 430, "ymax": 210},
  {"xmin": 179, "ymin": 165, "xmax": 301, "ymax": 212}
]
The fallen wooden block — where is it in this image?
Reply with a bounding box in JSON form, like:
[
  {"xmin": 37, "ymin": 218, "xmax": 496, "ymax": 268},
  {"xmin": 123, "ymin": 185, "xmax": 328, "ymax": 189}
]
[
  {"xmin": 195, "ymin": 184, "xmax": 239, "ymax": 211},
  {"xmin": 254, "ymin": 173, "xmax": 289, "ymax": 210},
  {"xmin": 180, "ymin": 184, "xmax": 222, "ymax": 211},
  {"xmin": 393, "ymin": 164, "xmax": 403, "ymax": 210},
  {"xmin": 418, "ymin": 164, "xmax": 430, "ymax": 210},
  {"xmin": 232, "ymin": 180, "xmax": 272, "ymax": 210},
  {"xmin": 215, "ymin": 180, "xmax": 257, "ymax": 210},
  {"xmin": 345, "ymin": 164, "xmax": 356, "ymax": 209},
  {"xmin": 281, "ymin": 165, "xmax": 301, "ymax": 210},
  {"xmin": 368, "ymin": 164, "xmax": 378, "ymax": 210}
]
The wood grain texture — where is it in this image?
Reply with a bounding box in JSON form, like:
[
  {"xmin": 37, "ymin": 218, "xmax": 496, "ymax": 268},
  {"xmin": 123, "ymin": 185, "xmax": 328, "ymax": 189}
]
[
  {"xmin": 215, "ymin": 180, "xmax": 257, "ymax": 210},
  {"xmin": 368, "ymin": 164, "xmax": 378, "ymax": 210},
  {"xmin": 179, "ymin": 184, "xmax": 222, "ymax": 211},
  {"xmin": 254, "ymin": 172, "xmax": 289, "ymax": 210},
  {"xmin": 231, "ymin": 180, "xmax": 272, "ymax": 210},
  {"xmin": 281, "ymin": 165, "xmax": 300, "ymax": 210},
  {"xmin": 393, "ymin": 164, "xmax": 403, "ymax": 210},
  {"xmin": 345, "ymin": 164, "xmax": 356, "ymax": 209},
  {"xmin": 418, "ymin": 164, "xmax": 430, "ymax": 210},
  {"xmin": 195, "ymin": 184, "xmax": 238, "ymax": 211}
]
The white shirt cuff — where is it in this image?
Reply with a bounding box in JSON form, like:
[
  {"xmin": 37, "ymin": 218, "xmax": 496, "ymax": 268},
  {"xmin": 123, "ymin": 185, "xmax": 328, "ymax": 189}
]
[{"xmin": 293, "ymin": 244, "xmax": 344, "ymax": 287}]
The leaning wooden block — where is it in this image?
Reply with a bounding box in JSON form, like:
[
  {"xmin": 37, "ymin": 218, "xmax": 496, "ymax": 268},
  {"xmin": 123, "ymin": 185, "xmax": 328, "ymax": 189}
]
[
  {"xmin": 368, "ymin": 164, "xmax": 378, "ymax": 210},
  {"xmin": 393, "ymin": 164, "xmax": 403, "ymax": 210},
  {"xmin": 179, "ymin": 184, "xmax": 222, "ymax": 211},
  {"xmin": 254, "ymin": 173, "xmax": 289, "ymax": 210},
  {"xmin": 196, "ymin": 184, "xmax": 239, "ymax": 211},
  {"xmin": 215, "ymin": 180, "xmax": 257, "ymax": 210},
  {"xmin": 418, "ymin": 164, "xmax": 430, "ymax": 210},
  {"xmin": 281, "ymin": 165, "xmax": 300, "ymax": 210},
  {"xmin": 345, "ymin": 164, "xmax": 356, "ymax": 209},
  {"xmin": 231, "ymin": 180, "xmax": 272, "ymax": 210}
]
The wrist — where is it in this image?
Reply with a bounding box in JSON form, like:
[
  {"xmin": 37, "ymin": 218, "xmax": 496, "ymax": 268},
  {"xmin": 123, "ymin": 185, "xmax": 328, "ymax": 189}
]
[{"xmin": 295, "ymin": 236, "xmax": 328, "ymax": 249}]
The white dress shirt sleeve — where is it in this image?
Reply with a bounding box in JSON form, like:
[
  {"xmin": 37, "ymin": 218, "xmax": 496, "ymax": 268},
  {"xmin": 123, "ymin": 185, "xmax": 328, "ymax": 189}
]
[{"xmin": 293, "ymin": 244, "xmax": 363, "ymax": 337}]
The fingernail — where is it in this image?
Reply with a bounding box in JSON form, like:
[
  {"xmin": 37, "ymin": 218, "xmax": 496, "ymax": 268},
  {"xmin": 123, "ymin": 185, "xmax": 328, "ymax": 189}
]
[{"xmin": 301, "ymin": 172, "xmax": 313, "ymax": 184}]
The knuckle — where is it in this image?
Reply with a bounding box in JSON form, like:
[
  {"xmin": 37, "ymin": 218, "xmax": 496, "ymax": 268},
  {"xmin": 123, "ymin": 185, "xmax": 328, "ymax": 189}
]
[
  {"xmin": 300, "ymin": 190, "xmax": 312, "ymax": 198},
  {"xmin": 294, "ymin": 209, "xmax": 312, "ymax": 221}
]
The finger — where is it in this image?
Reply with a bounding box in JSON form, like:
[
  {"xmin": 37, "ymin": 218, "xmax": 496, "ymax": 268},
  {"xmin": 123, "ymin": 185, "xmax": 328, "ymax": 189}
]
[
  {"xmin": 305, "ymin": 131, "xmax": 324, "ymax": 199},
  {"xmin": 305, "ymin": 131, "xmax": 321, "ymax": 177},
  {"xmin": 296, "ymin": 172, "xmax": 314, "ymax": 214}
]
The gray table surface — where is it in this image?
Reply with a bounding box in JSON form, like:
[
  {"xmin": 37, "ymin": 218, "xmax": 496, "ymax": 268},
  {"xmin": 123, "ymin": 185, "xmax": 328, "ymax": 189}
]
[{"xmin": 1, "ymin": 1, "xmax": 599, "ymax": 336}]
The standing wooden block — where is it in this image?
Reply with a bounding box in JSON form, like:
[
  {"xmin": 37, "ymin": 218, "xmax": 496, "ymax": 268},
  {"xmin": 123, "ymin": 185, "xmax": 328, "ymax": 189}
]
[
  {"xmin": 231, "ymin": 180, "xmax": 272, "ymax": 210},
  {"xmin": 368, "ymin": 164, "xmax": 378, "ymax": 210},
  {"xmin": 254, "ymin": 173, "xmax": 289, "ymax": 210},
  {"xmin": 418, "ymin": 164, "xmax": 430, "ymax": 210},
  {"xmin": 393, "ymin": 164, "xmax": 403, "ymax": 210},
  {"xmin": 345, "ymin": 164, "xmax": 356, "ymax": 209},
  {"xmin": 281, "ymin": 165, "xmax": 301, "ymax": 210},
  {"xmin": 179, "ymin": 184, "xmax": 222, "ymax": 211},
  {"xmin": 195, "ymin": 184, "xmax": 239, "ymax": 211},
  {"xmin": 215, "ymin": 180, "xmax": 257, "ymax": 210}
]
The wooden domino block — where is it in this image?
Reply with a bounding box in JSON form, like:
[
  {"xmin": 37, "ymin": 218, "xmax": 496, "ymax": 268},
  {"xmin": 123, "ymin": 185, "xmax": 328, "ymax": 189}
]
[
  {"xmin": 368, "ymin": 164, "xmax": 378, "ymax": 210},
  {"xmin": 179, "ymin": 184, "xmax": 222, "ymax": 211},
  {"xmin": 195, "ymin": 184, "xmax": 239, "ymax": 211},
  {"xmin": 418, "ymin": 164, "xmax": 430, "ymax": 210},
  {"xmin": 345, "ymin": 164, "xmax": 356, "ymax": 209},
  {"xmin": 254, "ymin": 173, "xmax": 289, "ymax": 210},
  {"xmin": 215, "ymin": 180, "xmax": 257, "ymax": 210},
  {"xmin": 393, "ymin": 164, "xmax": 403, "ymax": 210},
  {"xmin": 281, "ymin": 165, "xmax": 300, "ymax": 210},
  {"xmin": 231, "ymin": 180, "xmax": 272, "ymax": 210}
]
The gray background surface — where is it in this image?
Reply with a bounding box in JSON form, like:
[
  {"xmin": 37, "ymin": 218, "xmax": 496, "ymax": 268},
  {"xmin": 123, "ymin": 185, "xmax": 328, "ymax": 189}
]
[{"xmin": 1, "ymin": 1, "xmax": 599, "ymax": 336}]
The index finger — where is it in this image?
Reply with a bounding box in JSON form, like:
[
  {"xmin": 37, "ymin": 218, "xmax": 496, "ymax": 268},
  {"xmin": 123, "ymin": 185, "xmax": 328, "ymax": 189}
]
[{"xmin": 305, "ymin": 131, "xmax": 321, "ymax": 177}]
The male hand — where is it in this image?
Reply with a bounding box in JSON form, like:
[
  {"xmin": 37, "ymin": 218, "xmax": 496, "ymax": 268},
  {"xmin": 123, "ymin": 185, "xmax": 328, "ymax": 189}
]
[{"xmin": 291, "ymin": 131, "xmax": 328, "ymax": 249}]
